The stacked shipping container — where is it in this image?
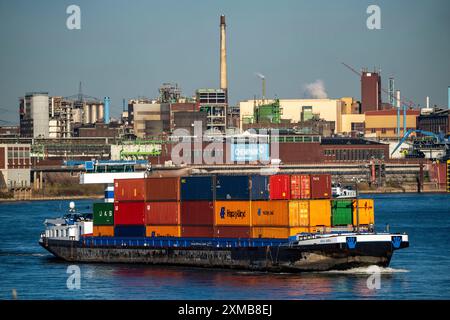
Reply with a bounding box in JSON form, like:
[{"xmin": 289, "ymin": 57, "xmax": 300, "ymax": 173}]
[
  {"xmin": 92, "ymin": 173, "xmax": 374, "ymax": 239},
  {"xmin": 214, "ymin": 176, "xmax": 252, "ymax": 238},
  {"xmin": 180, "ymin": 176, "xmax": 215, "ymax": 237}
]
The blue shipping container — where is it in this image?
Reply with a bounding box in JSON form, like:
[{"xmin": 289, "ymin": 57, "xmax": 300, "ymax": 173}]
[
  {"xmin": 180, "ymin": 176, "xmax": 214, "ymax": 200},
  {"xmin": 215, "ymin": 175, "xmax": 250, "ymax": 200},
  {"xmin": 250, "ymin": 175, "xmax": 270, "ymax": 200},
  {"xmin": 114, "ymin": 225, "xmax": 146, "ymax": 237}
]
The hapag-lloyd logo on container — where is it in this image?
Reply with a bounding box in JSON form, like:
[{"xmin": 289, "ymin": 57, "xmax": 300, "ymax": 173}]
[{"xmin": 220, "ymin": 207, "xmax": 247, "ymax": 219}]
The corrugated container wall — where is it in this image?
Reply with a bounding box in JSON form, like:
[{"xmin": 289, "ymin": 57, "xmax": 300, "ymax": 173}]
[
  {"xmin": 93, "ymin": 226, "xmax": 115, "ymax": 237},
  {"xmin": 251, "ymin": 227, "xmax": 311, "ymax": 239},
  {"xmin": 114, "ymin": 225, "xmax": 146, "ymax": 237},
  {"xmin": 114, "ymin": 202, "xmax": 145, "ymax": 225},
  {"xmin": 145, "ymin": 177, "xmax": 180, "ymax": 201},
  {"xmin": 269, "ymin": 175, "xmax": 291, "ymax": 200},
  {"xmin": 308, "ymin": 200, "xmax": 331, "ymax": 227},
  {"xmin": 181, "ymin": 201, "xmax": 214, "ymax": 225},
  {"xmin": 214, "ymin": 201, "xmax": 251, "ymax": 226},
  {"xmin": 250, "ymin": 175, "xmax": 270, "ymax": 200},
  {"xmin": 310, "ymin": 174, "xmax": 332, "ymax": 199},
  {"xmin": 93, "ymin": 202, "xmax": 114, "ymax": 225},
  {"xmin": 251, "ymin": 201, "xmax": 289, "ymax": 226},
  {"xmin": 331, "ymin": 200, "xmax": 353, "ymax": 226},
  {"xmin": 214, "ymin": 226, "xmax": 251, "ymax": 238},
  {"xmin": 114, "ymin": 179, "xmax": 146, "ymax": 202},
  {"xmin": 353, "ymin": 199, "xmax": 375, "ymax": 225},
  {"xmin": 215, "ymin": 175, "xmax": 250, "ymax": 200},
  {"xmin": 146, "ymin": 225, "xmax": 181, "ymax": 237},
  {"xmin": 290, "ymin": 175, "xmax": 311, "ymax": 199},
  {"xmin": 181, "ymin": 226, "xmax": 214, "ymax": 238},
  {"xmin": 288, "ymin": 201, "xmax": 309, "ymax": 227},
  {"xmin": 180, "ymin": 176, "xmax": 214, "ymax": 200},
  {"xmin": 145, "ymin": 202, "xmax": 180, "ymax": 225}
]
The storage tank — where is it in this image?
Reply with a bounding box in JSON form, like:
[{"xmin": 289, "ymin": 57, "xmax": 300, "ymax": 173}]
[
  {"xmin": 83, "ymin": 104, "xmax": 90, "ymax": 124},
  {"xmin": 90, "ymin": 104, "xmax": 98, "ymax": 123},
  {"xmin": 98, "ymin": 104, "xmax": 104, "ymax": 122}
]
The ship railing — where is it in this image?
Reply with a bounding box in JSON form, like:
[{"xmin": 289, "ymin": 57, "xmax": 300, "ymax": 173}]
[{"xmin": 80, "ymin": 236, "xmax": 288, "ymax": 248}]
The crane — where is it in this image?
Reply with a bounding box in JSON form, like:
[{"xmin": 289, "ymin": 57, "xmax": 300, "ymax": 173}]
[
  {"xmin": 391, "ymin": 129, "xmax": 449, "ymax": 156},
  {"xmin": 341, "ymin": 62, "xmax": 416, "ymax": 108}
]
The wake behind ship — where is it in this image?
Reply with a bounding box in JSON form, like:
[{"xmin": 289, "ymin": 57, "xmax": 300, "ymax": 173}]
[{"xmin": 39, "ymin": 161, "xmax": 409, "ymax": 272}]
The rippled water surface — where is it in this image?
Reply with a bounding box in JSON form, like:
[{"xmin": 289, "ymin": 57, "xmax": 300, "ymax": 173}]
[{"xmin": 0, "ymin": 193, "xmax": 449, "ymax": 299}]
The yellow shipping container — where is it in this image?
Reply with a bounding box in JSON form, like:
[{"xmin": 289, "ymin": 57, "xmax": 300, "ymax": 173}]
[
  {"xmin": 251, "ymin": 227, "xmax": 312, "ymax": 239},
  {"xmin": 353, "ymin": 199, "xmax": 375, "ymax": 225},
  {"xmin": 146, "ymin": 225, "xmax": 181, "ymax": 237},
  {"xmin": 288, "ymin": 201, "xmax": 310, "ymax": 227},
  {"xmin": 214, "ymin": 201, "xmax": 251, "ymax": 226},
  {"xmin": 309, "ymin": 199, "xmax": 332, "ymax": 227},
  {"xmin": 93, "ymin": 226, "xmax": 114, "ymax": 237},
  {"xmin": 251, "ymin": 200, "xmax": 289, "ymax": 226}
]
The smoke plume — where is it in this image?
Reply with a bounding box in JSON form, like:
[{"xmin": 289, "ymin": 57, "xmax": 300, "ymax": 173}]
[{"xmin": 303, "ymin": 80, "xmax": 328, "ymax": 99}]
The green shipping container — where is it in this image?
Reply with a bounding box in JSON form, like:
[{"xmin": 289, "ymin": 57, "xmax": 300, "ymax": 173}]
[
  {"xmin": 331, "ymin": 200, "xmax": 353, "ymax": 226},
  {"xmin": 93, "ymin": 203, "xmax": 114, "ymax": 226}
]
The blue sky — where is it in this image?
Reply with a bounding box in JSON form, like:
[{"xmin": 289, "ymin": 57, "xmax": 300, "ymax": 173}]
[{"xmin": 0, "ymin": 0, "xmax": 449, "ymax": 124}]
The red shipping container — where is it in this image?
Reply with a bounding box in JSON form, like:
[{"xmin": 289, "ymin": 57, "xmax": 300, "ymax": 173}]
[
  {"xmin": 181, "ymin": 201, "xmax": 214, "ymax": 226},
  {"xmin": 214, "ymin": 226, "xmax": 251, "ymax": 238},
  {"xmin": 310, "ymin": 174, "xmax": 332, "ymax": 199},
  {"xmin": 114, "ymin": 179, "xmax": 146, "ymax": 202},
  {"xmin": 269, "ymin": 175, "xmax": 291, "ymax": 200},
  {"xmin": 181, "ymin": 226, "xmax": 214, "ymax": 238},
  {"xmin": 114, "ymin": 202, "xmax": 145, "ymax": 225},
  {"xmin": 145, "ymin": 177, "xmax": 180, "ymax": 201},
  {"xmin": 145, "ymin": 202, "xmax": 180, "ymax": 225},
  {"xmin": 290, "ymin": 175, "xmax": 311, "ymax": 199}
]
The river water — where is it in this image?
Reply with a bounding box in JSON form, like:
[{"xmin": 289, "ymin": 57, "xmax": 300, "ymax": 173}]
[{"xmin": 0, "ymin": 193, "xmax": 449, "ymax": 300}]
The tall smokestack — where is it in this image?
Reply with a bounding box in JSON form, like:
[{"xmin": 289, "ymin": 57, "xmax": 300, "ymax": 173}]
[{"xmin": 220, "ymin": 15, "xmax": 227, "ymax": 91}]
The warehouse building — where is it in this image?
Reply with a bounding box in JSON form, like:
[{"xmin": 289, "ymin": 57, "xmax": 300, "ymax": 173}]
[
  {"xmin": 364, "ymin": 109, "xmax": 420, "ymax": 138},
  {"xmin": 0, "ymin": 144, "xmax": 31, "ymax": 189},
  {"xmin": 416, "ymin": 108, "xmax": 450, "ymax": 135}
]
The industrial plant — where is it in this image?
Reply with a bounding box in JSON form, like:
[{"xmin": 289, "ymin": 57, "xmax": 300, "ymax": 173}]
[{"xmin": 0, "ymin": 15, "xmax": 449, "ymax": 199}]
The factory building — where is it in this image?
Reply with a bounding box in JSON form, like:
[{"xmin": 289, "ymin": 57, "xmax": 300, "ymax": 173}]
[
  {"xmin": 128, "ymin": 100, "xmax": 171, "ymax": 138},
  {"xmin": 364, "ymin": 109, "xmax": 420, "ymax": 138},
  {"xmin": 196, "ymin": 89, "xmax": 227, "ymax": 134},
  {"xmin": 19, "ymin": 92, "xmax": 50, "ymax": 138},
  {"xmin": 0, "ymin": 144, "xmax": 31, "ymax": 189},
  {"xmin": 361, "ymin": 71, "xmax": 382, "ymax": 113},
  {"xmin": 146, "ymin": 136, "xmax": 389, "ymax": 165},
  {"xmin": 239, "ymin": 98, "xmax": 344, "ymax": 133},
  {"xmin": 73, "ymin": 122, "xmax": 121, "ymax": 138},
  {"xmin": 416, "ymin": 108, "xmax": 450, "ymax": 135},
  {"xmin": 340, "ymin": 114, "xmax": 365, "ymax": 135}
]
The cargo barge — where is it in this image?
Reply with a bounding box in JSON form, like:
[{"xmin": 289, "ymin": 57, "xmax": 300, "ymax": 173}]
[{"xmin": 39, "ymin": 162, "xmax": 409, "ymax": 272}]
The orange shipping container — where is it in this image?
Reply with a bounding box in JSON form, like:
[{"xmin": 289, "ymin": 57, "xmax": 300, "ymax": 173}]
[
  {"xmin": 93, "ymin": 226, "xmax": 115, "ymax": 237},
  {"xmin": 146, "ymin": 225, "xmax": 181, "ymax": 237},
  {"xmin": 251, "ymin": 201, "xmax": 289, "ymax": 227},
  {"xmin": 353, "ymin": 199, "xmax": 375, "ymax": 225},
  {"xmin": 214, "ymin": 201, "xmax": 251, "ymax": 226},
  {"xmin": 288, "ymin": 201, "xmax": 310, "ymax": 227},
  {"xmin": 114, "ymin": 179, "xmax": 146, "ymax": 202},
  {"xmin": 251, "ymin": 227, "xmax": 311, "ymax": 239},
  {"xmin": 308, "ymin": 200, "xmax": 331, "ymax": 227}
]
